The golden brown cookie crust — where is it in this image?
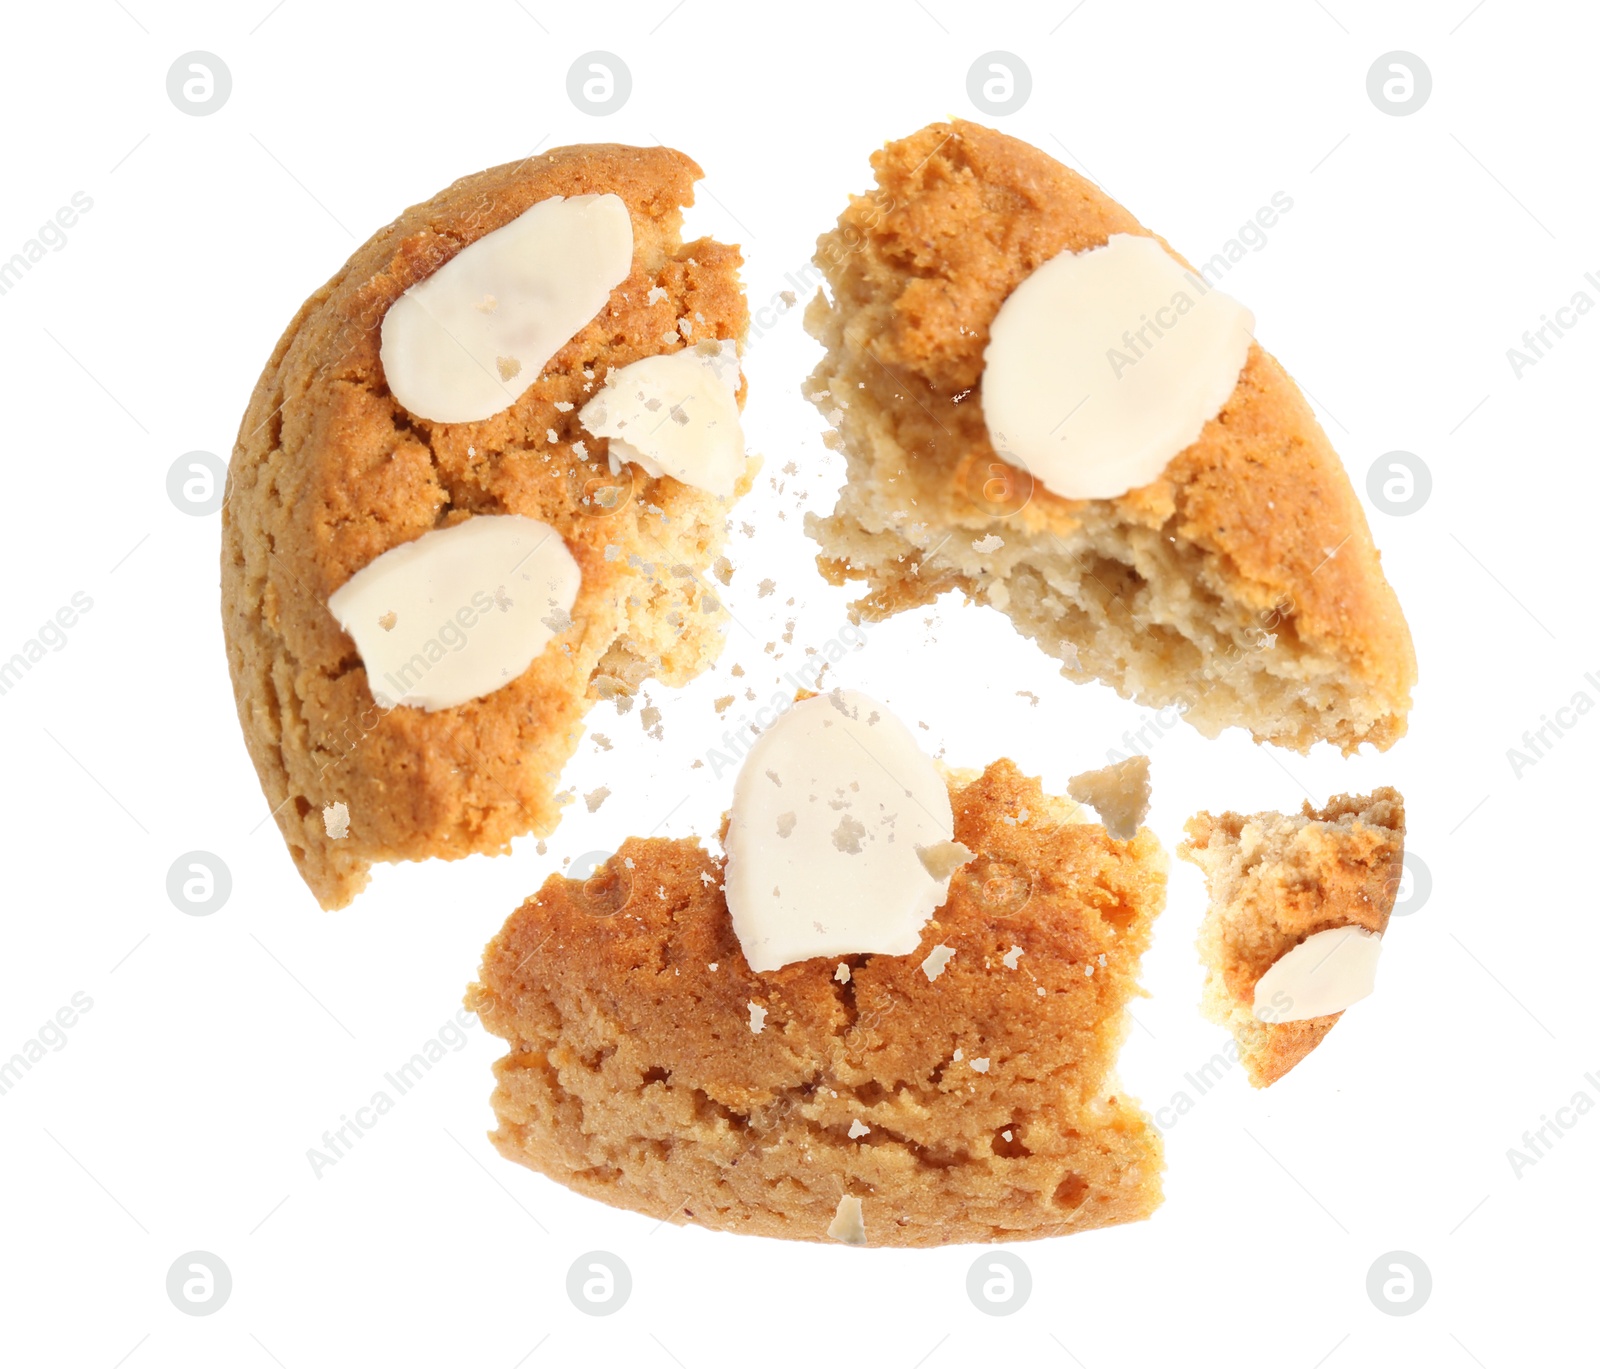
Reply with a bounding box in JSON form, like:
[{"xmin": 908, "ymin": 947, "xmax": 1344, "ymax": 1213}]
[
  {"xmin": 804, "ymin": 121, "xmax": 1416, "ymax": 754},
  {"xmin": 1179, "ymin": 788, "xmax": 1405, "ymax": 1086},
  {"xmin": 468, "ymin": 760, "xmax": 1166, "ymax": 1246},
  {"xmin": 222, "ymin": 143, "xmax": 748, "ymax": 909}
]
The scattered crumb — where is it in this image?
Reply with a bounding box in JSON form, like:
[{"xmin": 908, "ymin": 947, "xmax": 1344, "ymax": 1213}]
[
  {"xmin": 553, "ymin": 400, "xmax": 574, "ymax": 412},
  {"xmin": 758, "ymin": 578, "xmax": 776, "ymax": 598},
  {"xmin": 714, "ymin": 695, "xmax": 735, "ymax": 714},
  {"xmin": 765, "ymin": 769, "xmax": 782, "ymax": 786},
  {"xmin": 831, "ymin": 815, "xmax": 867, "ymax": 854},
  {"xmin": 921, "ymin": 944, "xmax": 955, "ymax": 981},
  {"xmin": 776, "ymin": 812, "xmax": 798, "ymax": 838},
  {"xmin": 1015, "ymin": 690, "xmax": 1039, "ymax": 708},
  {"xmin": 322, "ymin": 802, "xmax": 349, "ymax": 840},
  {"xmin": 495, "ymin": 356, "xmax": 521, "ymax": 381},
  {"xmin": 592, "ymin": 734, "xmax": 612, "ymax": 751},
  {"xmin": 584, "ymin": 787, "xmax": 610, "ymax": 813},
  {"xmin": 377, "ymin": 611, "xmax": 396, "ymax": 632},
  {"xmin": 1066, "ymin": 755, "xmax": 1152, "ymax": 841},
  {"xmin": 914, "ymin": 840, "xmax": 973, "ymax": 882},
  {"xmin": 834, "ymin": 962, "xmax": 851, "ymax": 984},
  {"xmin": 713, "ymin": 556, "xmax": 733, "ymax": 585}
]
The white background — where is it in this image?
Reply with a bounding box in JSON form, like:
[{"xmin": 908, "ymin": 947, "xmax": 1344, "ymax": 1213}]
[{"xmin": 2, "ymin": 1, "xmax": 1595, "ymax": 1365}]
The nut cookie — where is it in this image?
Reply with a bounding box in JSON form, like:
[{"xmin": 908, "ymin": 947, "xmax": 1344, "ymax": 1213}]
[
  {"xmin": 468, "ymin": 760, "xmax": 1166, "ymax": 1246},
  {"xmin": 1180, "ymin": 788, "xmax": 1405, "ymax": 1086},
  {"xmin": 804, "ymin": 120, "xmax": 1415, "ymax": 754},
  {"xmin": 223, "ymin": 143, "xmax": 748, "ymax": 908}
]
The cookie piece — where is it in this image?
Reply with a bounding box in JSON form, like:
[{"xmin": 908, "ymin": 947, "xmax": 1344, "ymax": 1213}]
[
  {"xmin": 223, "ymin": 143, "xmax": 748, "ymax": 909},
  {"xmin": 467, "ymin": 760, "xmax": 1166, "ymax": 1246},
  {"xmin": 1067, "ymin": 756, "xmax": 1151, "ymax": 841},
  {"xmin": 803, "ymin": 121, "xmax": 1415, "ymax": 754},
  {"xmin": 1179, "ymin": 788, "xmax": 1405, "ymax": 1087}
]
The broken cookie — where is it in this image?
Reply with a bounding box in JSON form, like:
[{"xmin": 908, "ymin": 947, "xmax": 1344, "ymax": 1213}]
[
  {"xmin": 1179, "ymin": 788, "xmax": 1405, "ymax": 1086},
  {"xmin": 468, "ymin": 716, "xmax": 1166, "ymax": 1245},
  {"xmin": 803, "ymin": 120, "xmax": 1415, "ymax": 754},
  {"xmin": 223, "ymin": 142, "xmax": 752, "ymax": 908}
]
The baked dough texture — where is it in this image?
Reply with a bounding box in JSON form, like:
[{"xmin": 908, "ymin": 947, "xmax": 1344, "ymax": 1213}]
[
  {"xmin": 1179, "ymin": 788, "xmax": 1405, "ymax": 1087},
  {"xmin": 803, "ymin": 120, "xmax": 1415, "ymax": 755},
  {"xmin": 1067, "ymin": 755, "xmax": 1151, "ymax": 841},
  {"xmin": 222, "ymin": 143, "xmax": 748, "ymax": 909},
  {"xmin": 468, "ymin": 761, "xmax": 1166, "ymax": 1246}
]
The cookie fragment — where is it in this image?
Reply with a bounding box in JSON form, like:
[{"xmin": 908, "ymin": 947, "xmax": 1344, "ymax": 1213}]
[
  {"xmin": 222, "ymin": 142, "xmax": 750, "ymax": 909},
  {"xmin": 803, "ymin": 120, "xmax": 1415, "ymax": 754},
  {"xmin": 1067, "ymin": 756, "xmax": 1151, "ymax": 840},
  {"xmin": 1178, "ymin": 788, "xmax": 1405, "ymax": 1086},
  {"xmin": 468, "ymin": 760, "xmax": 1167, "ymax": 1247}
]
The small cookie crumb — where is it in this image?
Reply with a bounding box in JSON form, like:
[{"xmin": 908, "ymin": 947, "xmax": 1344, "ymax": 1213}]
[
  {"xmin": 747, "ymin": 1003, "xmax": 767, "ymax": 1034},
  {"xmin": 914, "ymin": 840, "xmax": 973, "ymax": 882},
  {"xmin": 832, "ymin": 815, "xmax": 866, "ymax": 854}
]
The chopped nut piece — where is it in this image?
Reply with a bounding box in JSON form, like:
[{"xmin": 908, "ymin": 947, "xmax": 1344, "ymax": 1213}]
[
  {"xmin": 826, "ymin": 1194, "xmax": 866, "ymax": 1246},
  {"xmin": 322, "ymin": 802, "xmax": 350, "ymax": 840}
]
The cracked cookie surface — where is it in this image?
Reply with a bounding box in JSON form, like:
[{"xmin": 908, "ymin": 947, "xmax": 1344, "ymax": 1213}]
[
  {"xmin": 467, "ymin": 760, "xmax": 1165, "ymax": 1246},
  {"xmin": 222, "ymin": 143, "xmax": 748, "ymax": 909}
]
